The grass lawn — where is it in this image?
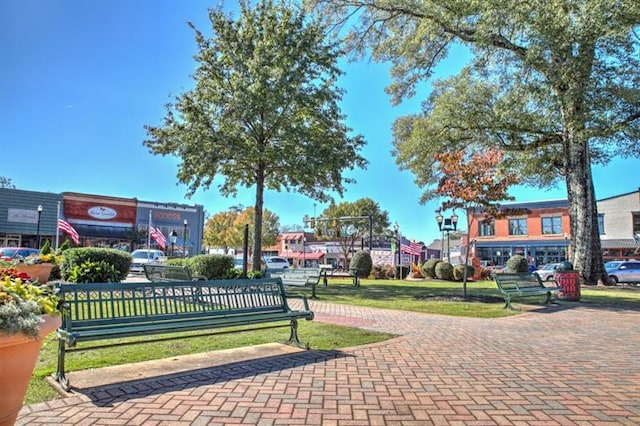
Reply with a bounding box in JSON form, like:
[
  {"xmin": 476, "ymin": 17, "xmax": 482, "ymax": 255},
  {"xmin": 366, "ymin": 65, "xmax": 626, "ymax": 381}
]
[{"xmin": 26, "ymin": 277, "xmax": 639, "ymax": 405}]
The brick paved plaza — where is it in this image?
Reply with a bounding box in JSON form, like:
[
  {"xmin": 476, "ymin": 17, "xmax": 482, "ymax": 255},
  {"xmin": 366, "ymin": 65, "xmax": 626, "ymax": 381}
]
[{"xmin": 18, "ymin": 300, "xmax": 640, "ymax": 425}]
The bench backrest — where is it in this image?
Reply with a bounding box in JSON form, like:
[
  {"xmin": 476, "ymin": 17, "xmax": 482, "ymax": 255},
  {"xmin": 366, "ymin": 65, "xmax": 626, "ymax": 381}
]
[
  {"xmin": 267, "ymin": 268, "xmax": 321, "ymax": 286},
  {"xmin": 56, "ymin": 278, "xmax": 291, "ymax": 328},
  {"xmin": 143, "ymin": 264, "xmax": 193, "ymax": 282},
  {"xmin": 492, "ymin": 272, "xmax": 543, "ymax": 291}
]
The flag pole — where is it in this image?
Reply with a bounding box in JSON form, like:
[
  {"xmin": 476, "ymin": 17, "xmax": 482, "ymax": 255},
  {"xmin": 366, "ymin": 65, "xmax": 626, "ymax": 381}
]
[
  {"xmin": 147, "ymin": 210, "xmax": 152, "ymax": 260},
  {"xmin": 55, "ymin": 201, "xmax": 60, "ymax": 250}
]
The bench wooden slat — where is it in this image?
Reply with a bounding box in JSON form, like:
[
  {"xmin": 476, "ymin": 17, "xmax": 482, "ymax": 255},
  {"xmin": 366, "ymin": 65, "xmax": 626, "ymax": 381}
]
[
  {"xmin": 492, "ymin": 272, "xmax": 561, "ymax": 310},
  {"xmin": 53, "ymin": 278, "xmax": 313, "ymax": 390}
]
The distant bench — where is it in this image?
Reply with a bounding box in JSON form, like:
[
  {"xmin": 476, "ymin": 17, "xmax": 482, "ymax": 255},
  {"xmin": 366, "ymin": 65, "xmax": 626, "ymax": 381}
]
[
  {"xmin": 492, "ymin": 272, "xmax": 561, "ymax": 310},
  {"xmin": 53, "ymin": 278, "xmax": 314, "ymax": 390},
  {"xmin": 267, "ymin": 268, "xmax": 324, "ymax": 299},
  {"xmin": 143, "ymin": 264, "xmax": 204, "ymax": 282}
]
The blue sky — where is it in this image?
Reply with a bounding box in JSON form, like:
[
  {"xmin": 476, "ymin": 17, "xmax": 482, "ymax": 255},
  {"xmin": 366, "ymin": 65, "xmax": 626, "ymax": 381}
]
[{"xmin": 1, "ymin": 0, "xmax": 638, "ymax": 245}]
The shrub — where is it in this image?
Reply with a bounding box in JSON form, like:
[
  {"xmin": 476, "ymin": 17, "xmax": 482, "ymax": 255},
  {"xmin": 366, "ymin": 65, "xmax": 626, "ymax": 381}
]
[
  {"xmin": 66, "ymin": 259, "xmax": 120, "ymax": 283},
  {"xmin": 421, "ymin": 259, "xmax": 442, "ymax": 278},
  {"xmin": 40, "ymin": 240, "xmax": 52, "ymax": 255},
  {"xmin": 222, "ymin": 267, "xmax": 243, "ymax": 279},
  {"xmin": 349, "ymin": 250, "xmax": 373, "ymax": 278},
  {"xmin": 166, "ymin": 258, "xmax": 187, "ymax": 266},
  {"xmin": 453, "ymin": 264, "xmax": 475, "ymax": 281},
  {"xmin": 60, "ymin": 248, "xmax": 131, "ymax": 281},
  {"xmin": 186, "ymin": 254, "xmax": 234, "ymax": 279},
  {"xmin": 57, "ymin": 239, "xmax": 73, "ymax": 253},
  {"xmin": 435, "ymin": 262, "xmax": 454, "ymax": 280},
  {"xmin": 371, "ymin": 264, "xmax": 395, "ymax": 279},
  {"xmin": 506, "ymin": 255, "xmax": 529, "ymax": 273}
]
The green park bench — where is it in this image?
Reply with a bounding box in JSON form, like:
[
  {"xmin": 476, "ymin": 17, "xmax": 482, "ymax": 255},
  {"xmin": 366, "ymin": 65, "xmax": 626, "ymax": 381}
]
[
  {"xmin": 266, "ymin": 268, "xmax": 325, "ymax": 299},
  {"xmin": 492, "ymin": 272, "xmax": 561, "ymax": 310},
  {"xmin": 53, "ymin": 278, "xmax": 314, "ymax": 390},
  {"xmin": 143, "ymin": 264, "xmax": 203, "ymax": 282}
]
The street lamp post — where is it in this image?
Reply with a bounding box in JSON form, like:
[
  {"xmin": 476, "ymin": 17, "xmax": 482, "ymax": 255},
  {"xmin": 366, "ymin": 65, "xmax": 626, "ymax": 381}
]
[
  {"xmin": 169, "ymin": 229, "xmax": 178, "ymax": 257},
  {"xmin": 183, "ymin": 219, "xmax": 188, "ymax": 258},
  {"xmin": 393, "ymin": 223, "xmax": 399, "ymax": 279},
  {"xmin": 36, "ymin": 205, "xmax": 43, "ymax": 249},
  {"xmin": 563, "ymin": 232, "xmax": 569, "ymax": 260},
  {"xmin": 436, "ymin": 210, "xmax": 458, "ymax": 262}
]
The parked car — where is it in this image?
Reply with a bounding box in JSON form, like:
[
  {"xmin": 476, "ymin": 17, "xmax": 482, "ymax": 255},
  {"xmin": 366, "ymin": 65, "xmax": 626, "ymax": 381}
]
[
  {"xmin": 129, "ymin": 249, "xmax": 166, "ymax": 274},
  {"xmin": 0, "ymin": 247, "xmax": 40, "ymax": 262},
  {"xmin": 605, "ymin": 260, "xmax": 640, "ymax": 284},
  {"xmin": 234, "ymin": 257, "xmax": 245, "ymax": 271},
  {"xmin": 264, "ymin": 256, "xmax": 289, "ymax": 271},
  {"xmin": 533, "ymin": 263, "xmax": 562, "ymax": 281}
]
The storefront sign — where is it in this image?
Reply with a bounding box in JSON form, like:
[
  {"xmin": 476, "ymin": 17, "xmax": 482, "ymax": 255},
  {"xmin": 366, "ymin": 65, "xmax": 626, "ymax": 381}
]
[
  {"xmin": 7, "ymin": 208, "xmax": 39, "ymax": 224},
  {"xmin": 87, "ymin": 206, "xmax": 118, "ymax": 220}
]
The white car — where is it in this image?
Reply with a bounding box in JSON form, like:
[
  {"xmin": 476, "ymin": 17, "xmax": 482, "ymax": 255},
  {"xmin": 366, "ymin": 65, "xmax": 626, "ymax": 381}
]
[
  {"xmin": 533, "ymin": 263, "xmax": 561, "ymax": 281},
  {"xmin": 264, "ymin": 256, "xmax": 289, "ymax": 271},
  {"xmin": 129, "ymin": 249, "xmax": 166, "ymax": 274}
]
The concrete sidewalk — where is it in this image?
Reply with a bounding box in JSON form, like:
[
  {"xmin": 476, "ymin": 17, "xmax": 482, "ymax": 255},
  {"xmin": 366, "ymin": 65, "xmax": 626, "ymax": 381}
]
[{"xmin": 18, "ymin": 300, "xmax": 640, "ymax": 425}]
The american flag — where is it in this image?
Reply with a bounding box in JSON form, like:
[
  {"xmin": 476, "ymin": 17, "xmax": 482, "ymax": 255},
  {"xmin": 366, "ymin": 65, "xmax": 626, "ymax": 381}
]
[
  {"xmin": 149, "ymin": 227, "xmax": 167, "ymax": 249},
  {"xmin": 57, "ymin": 219, "xmax": 80, "ymax": 245},
  {"xmin": 401, "ymin": 241, "xmax": 422, "ymax": 256}
]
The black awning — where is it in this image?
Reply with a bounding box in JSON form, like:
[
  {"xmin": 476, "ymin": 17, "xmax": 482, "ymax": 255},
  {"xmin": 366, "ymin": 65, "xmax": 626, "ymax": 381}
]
[{"xmin": 71, "ymin": 223, "xmax": 135, "ymax": 239}]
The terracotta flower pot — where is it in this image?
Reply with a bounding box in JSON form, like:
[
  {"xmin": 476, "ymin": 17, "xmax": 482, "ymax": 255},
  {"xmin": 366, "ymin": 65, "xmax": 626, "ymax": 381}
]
[
  {"xmin": 0, "ymin": 314, "xmax": 61, "ymax": 426},
  {"xmin": 15, "ymin": 263, "xmax": 55, "ymax": 283}
]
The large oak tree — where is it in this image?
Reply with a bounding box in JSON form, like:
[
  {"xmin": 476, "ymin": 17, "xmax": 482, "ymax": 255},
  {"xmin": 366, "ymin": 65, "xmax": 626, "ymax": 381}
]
[
  {"xmin": 145, "ymin": 0, "xmax": 367, "ymax": 270},
  {"xmin": 308, "ymin": 0, "xmax": 640, "ymax": 284}
]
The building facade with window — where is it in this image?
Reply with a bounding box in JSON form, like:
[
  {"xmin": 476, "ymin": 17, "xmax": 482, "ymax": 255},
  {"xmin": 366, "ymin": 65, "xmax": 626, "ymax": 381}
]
[
  {"xmin": 597, "ymin": 188, "xmax": 640, "ymax": 260},
  {"xmin": 468, "ymin": 188, "xmax": 640, "ymax": 267},
  {"xmin": 468, "ymin": 199, "xmax": 571, "ymax": 267},
  {"xmin": 0, "ymin": 188, "xmax": 204, "ymax": 255}
]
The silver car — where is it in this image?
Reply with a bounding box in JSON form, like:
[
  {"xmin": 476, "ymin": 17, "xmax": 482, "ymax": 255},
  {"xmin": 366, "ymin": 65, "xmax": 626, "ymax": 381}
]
[
  {"xmin": 606, "ymin": 260, "xmax": 640, "ymax": 284},
  {"xmin": 533, "ymin": 263, "xmax": 561, "ymax": 281}
]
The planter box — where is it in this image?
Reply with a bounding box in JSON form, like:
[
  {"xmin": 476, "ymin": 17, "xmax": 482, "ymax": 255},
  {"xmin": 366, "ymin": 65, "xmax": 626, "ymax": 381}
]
[{"xmin": 15, "ymin": 263, "xmax": 54, "ymax": 283}]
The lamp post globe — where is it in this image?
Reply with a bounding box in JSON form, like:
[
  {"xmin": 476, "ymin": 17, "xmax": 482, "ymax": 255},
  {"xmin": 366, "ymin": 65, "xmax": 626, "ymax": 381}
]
[
  {"xmin": 36, "ymin": 205, "xmax": 43, "ymax": 249},
  {"xmin": 183, "ymin": 219, "xmax": 188, "ymax": 257}
]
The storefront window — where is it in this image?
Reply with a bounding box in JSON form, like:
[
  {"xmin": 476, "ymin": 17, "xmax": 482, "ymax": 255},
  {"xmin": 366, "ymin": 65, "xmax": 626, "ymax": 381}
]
[
  {"xmin": 541, "ymin": 216, "xmax": 562, "ymax": 234},
  {"xmin": 479, "ymin": 222, "xmax": 495, "ymax": 237},
  {"xmin": 508, "ymin": 218, "xmax": 527, "ymax": 235}
]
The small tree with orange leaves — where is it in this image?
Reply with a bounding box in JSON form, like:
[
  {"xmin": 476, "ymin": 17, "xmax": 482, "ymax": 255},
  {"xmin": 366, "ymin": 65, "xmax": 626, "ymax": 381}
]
[{"xmin": 434, "ymin": 148, "xmax": 524, "ymax": 296}]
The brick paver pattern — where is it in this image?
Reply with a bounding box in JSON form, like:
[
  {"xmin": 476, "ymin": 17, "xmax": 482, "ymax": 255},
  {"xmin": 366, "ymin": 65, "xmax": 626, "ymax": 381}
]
[{"xmin": 18, "ymin": 300, "xmax": 640, "ymax": 425}]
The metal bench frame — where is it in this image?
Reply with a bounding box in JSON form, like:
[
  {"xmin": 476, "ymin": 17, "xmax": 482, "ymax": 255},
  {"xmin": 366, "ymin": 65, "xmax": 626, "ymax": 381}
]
[
  {"xmin": 266, "ymin": 268, "xmax": 323, "ymax": 299},
  {"xmin": 492, "ymin": 272, "xmax": 561, "ymax": 310},
  {"xmin": 143, "ymin": 264, "xmax": 203, "ymax": 282},
  {"xmin": 53, "ymin": 278, "xmax": 313, "ymax": 390}
]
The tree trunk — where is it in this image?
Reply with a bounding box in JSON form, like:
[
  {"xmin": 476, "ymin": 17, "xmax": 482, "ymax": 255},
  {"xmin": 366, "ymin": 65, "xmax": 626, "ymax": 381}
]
[
  {"xmin": 253, "ymin": 170, "xmax": 265, "ymax": 272},
  {"xmin": 564, "ymin": 133, "xmax": 607, "ymax": 285}
]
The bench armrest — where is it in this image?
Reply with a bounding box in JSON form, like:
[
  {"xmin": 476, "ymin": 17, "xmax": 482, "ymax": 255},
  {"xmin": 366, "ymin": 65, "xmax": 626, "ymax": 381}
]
[{"xmin": 284, "ymin": 293, "xmax": 311, "ymax": 312}]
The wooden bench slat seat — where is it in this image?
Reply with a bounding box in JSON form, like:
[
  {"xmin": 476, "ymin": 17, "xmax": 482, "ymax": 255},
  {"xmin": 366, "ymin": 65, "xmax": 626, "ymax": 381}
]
[
  {"xmin": 492, "ymin": 272, "xmax": 561, "ymax": 310},
  {"xmin": 53, "ymin": 278, "xmax": 313, "ymax": 390}
]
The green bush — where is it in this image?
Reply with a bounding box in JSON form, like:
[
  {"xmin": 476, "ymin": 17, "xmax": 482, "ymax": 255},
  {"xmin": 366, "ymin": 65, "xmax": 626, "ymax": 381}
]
[
  {"xmin": 185, "ymin": 254, "xmax": 234, "ymax": 279},
  {"xmin": 453, "ymin": 264, "xmax": 475, "ymax": 281},
  {"xmin": 506, "ymin": 255, "xmax": 529, "ymax": 273},
  {"xmin": 349, "ymin": 250, "xmax": 373, "ymax": 278},
  {"xmin": 66, "ymin": 259, "xmax": 120, "ymax": 283},
  {"xmin": 40, "ymin": 240, "xmax": 52, "ymax": 255},
  {"xmin": 371, "ymin": 264, "xmax": 394, "ymax": 279},
  {"xmin": 435, "ymin": 262, "xmax": 454, "ymax": 280},
  {"xmin": 222, "ymin": 267, "xmax": 243, "ymax": 279},
  {"xmin": 166, "ymin": 258, "xmax": 187, "ymax": 266},
  {"xmin": 421, "ymin": 259, "xmax": 442, "ymax": 278},
  {"xmin": 60, "ymin": 248, "xmax": 131, "ymax": 281}
]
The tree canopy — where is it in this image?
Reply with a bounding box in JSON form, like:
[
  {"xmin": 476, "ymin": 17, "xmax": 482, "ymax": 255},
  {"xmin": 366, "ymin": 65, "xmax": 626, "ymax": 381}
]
[
  {"xmin": 145, "ymin": 0, "xmax": 367, "ymax": 270},
  {"xmin": 318, "ymin": 197, "xmax": 390, "ymax": 268},
  {"xmin": 308, "ymin": 0, "xmax": 640, "ymax": 284},
  {"xmin": 203, "ymin": 207, "xmax": 279, "ymax": 254}
]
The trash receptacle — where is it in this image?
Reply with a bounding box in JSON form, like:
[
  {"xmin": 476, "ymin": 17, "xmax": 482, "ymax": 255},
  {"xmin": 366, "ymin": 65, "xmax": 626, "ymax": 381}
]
[{"xmin": 554, "ymin": 270, "xmax": 581, "ymax": 301}]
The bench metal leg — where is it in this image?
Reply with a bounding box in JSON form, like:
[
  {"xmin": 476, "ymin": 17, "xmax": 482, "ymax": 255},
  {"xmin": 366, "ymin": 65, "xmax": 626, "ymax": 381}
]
[
  {"xmin": 283, "ymin": 319, "xmax": 308, "ymax": 349},
  {"xmin": 53, "ymin": 339, "xmax": 70, "ymax": 391},
  {"xmin": 503, "ymin": 295, "xmax": 515, "ymax": 310},
  {"xmin": 544, "ymin": 291, "xmax": 553, "ymax": 304},
  {"xmin": 311, "ymin": 283, "xmax": 318, "ymax": 299}
]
